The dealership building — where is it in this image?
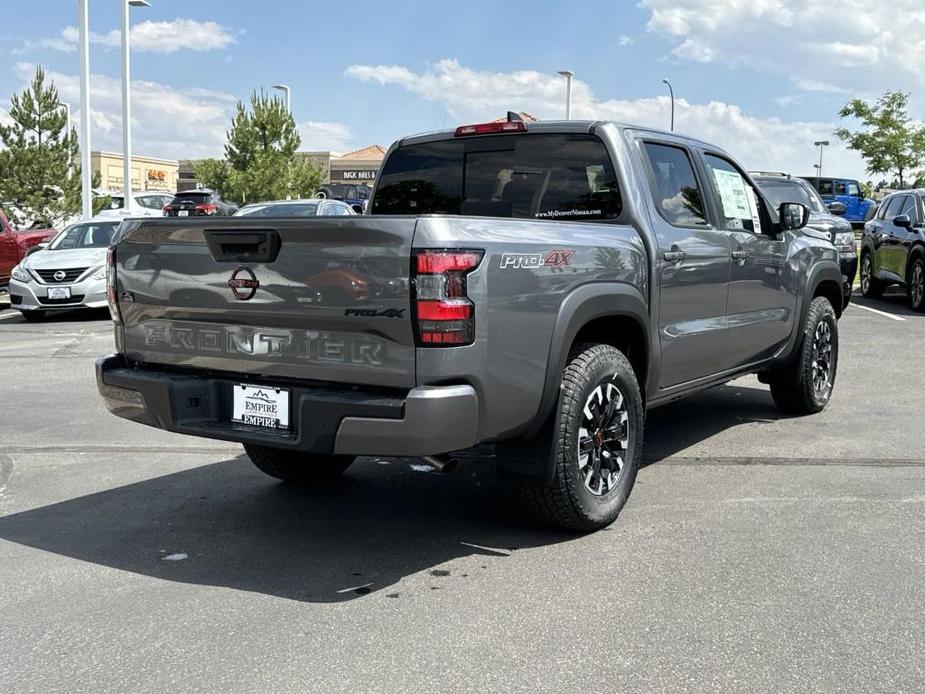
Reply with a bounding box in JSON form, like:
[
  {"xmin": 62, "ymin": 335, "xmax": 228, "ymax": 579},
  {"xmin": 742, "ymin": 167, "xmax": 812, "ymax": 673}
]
[{"xmin": 91, "ymin": 151, "xmax": 180, "ymax": 193}]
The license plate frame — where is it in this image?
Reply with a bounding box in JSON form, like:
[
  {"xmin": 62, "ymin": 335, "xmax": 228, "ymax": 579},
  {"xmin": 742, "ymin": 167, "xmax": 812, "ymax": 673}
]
[
  {"xmin": 47, "ymin": 286, "xmax": 71, "ymax": 300},
  {"xmin": 178, "ymin": 210, "xmax": 189, "ymax": 217},
  {"xmin": 231, "ymin": 384, "xmax": 290, "ymax": 430}
]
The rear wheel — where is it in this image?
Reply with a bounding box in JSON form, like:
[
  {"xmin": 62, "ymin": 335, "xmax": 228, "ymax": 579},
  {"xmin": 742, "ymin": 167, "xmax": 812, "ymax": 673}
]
[
  {"xmin": 243, "ymin": 444, "xmax": 354, "ymax": 483},
  {"xmin": 769, "ymin": 296, "xmax": 838, "ymax": 415},
  {"xmin": 907, "ymin": 256, "xmax": 925, "ymax": 312},
  {"xmin": 520, "ymin": 344, "xmax": 644, "ymax": 532},
  {"xmin": 860, "ymin": 252, "xmax": 884, "ymax": 299}
]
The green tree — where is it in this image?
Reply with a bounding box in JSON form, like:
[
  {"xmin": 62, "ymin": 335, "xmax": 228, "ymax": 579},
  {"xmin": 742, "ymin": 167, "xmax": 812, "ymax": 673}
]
[
  {"xmin": 213, "ymin": 91, "xmax": 322, "ymax": 203},
  {"xmin": 0, "ymin": 66, "xmax": 83, "ymax": 226},
  {"xmin": 836, "ymin": 91, "xmax": 925, "ymax": 189}
]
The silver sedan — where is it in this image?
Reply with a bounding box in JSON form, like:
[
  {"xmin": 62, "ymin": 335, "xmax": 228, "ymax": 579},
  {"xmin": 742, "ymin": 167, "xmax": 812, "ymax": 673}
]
[{"xmin": 9, "ymin": 219, "xmax": 120, "ymax": 321}]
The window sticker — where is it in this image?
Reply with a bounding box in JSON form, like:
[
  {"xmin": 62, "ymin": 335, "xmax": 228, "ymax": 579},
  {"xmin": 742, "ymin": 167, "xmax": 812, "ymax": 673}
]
[
  {"xmin": 744, "ymin": 185, "xmax": 763, "ymax": 235},
  {"xmin": 712, "ymin": 168, "xmax": 752, "ymax": 222}
]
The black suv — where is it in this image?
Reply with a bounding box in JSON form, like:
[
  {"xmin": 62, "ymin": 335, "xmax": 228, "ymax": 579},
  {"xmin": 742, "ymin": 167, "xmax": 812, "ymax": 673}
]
[
  {"xmin": 753, "ymin": 172, "xmax": 857, "ymax": 307},
  {"xmin": 163, "ymin": 190, "xmax": 238, "ymax": 217},
  {"xmin": 860, "ymin": 189, "xmax": 925, "ymax": 311}
]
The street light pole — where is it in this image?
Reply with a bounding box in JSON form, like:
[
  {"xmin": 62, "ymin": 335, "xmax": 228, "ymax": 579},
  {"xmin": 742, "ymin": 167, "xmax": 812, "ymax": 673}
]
[
  {"xmin": 814, "ymin": 140, "xmax": 829, "ymax": 180},
  {"xmin": 122, "ymin": 0, "xmax": 150, "ymax": 213},
  {"xmin": 558, "ymin": 70, "xmax": 574, "ymax": 120},
  {"xmin": 272, "ymin": 84, "xmax": 291, "ymax": 114},
  {"xmin": 662, "ymin": 79, "xmax": 675, "ymax": 132},
  {"xmin": 78, "ymin": 0, "xmax": 92, "ymax": 219}
]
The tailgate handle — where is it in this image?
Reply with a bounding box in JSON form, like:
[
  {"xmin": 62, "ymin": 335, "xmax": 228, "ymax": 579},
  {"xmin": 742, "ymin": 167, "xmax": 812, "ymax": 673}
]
[{"xmin": 205, "ymin": 230, "xmax": 281, "ymax": 263}]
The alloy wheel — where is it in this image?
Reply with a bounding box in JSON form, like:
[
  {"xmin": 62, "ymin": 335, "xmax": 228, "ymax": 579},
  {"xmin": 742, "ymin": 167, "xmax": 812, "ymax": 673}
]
[
  {"xmin": 861, "ymin": 256, "xmax": 871, "ymax": 294},
  {"xmin": 912, "ymin": 263, "xmax": 924, "ymax": 308},
  {"xmin": 811, "ymin": 320, "xmax": 834, "ymax": 397},
  {"xmin": 577, "ymin": 379, "xmax": 629, "ymax": 496}
]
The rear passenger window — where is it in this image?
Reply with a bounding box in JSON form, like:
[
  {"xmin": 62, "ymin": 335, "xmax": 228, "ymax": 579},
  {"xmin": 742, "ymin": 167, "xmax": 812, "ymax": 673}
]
[
  {"xmin": 818, "ymin": 179, "xmax": 834, "ymax": 196},
  {"xmin": 642, "ymin": 143, "xmax": 707, "ymax": 227}
]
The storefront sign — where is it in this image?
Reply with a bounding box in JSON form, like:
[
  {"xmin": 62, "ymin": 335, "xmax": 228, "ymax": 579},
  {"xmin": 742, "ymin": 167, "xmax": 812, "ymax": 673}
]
[{"xmin": 341, "ymin": 170, "xmax": 378, "ymax": 181}]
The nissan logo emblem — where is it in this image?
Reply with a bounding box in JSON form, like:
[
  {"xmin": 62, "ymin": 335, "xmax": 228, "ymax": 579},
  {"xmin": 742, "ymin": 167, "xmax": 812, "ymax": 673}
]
[
  {"xmin": 53, "ymin": 270, "xmax": 66, "ymax": 282},
  {"xmin": 228, "ymin": 267, "xmax": 259, "ymax": 300}
]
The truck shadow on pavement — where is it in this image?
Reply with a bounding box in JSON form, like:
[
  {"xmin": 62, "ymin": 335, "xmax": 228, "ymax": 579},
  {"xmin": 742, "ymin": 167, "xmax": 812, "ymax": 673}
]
[
  {"xmin": 0, "ymin": 384, "xmax": 780, "ymax": 603},
  {"xmin": 0, "ymin": 451, "xmax": 573, "ymax": 604}
]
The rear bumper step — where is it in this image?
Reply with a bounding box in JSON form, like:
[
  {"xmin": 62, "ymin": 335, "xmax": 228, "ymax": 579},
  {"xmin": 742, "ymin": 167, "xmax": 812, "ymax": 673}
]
[{"xmin": 95, "ymin": 354, "xmax": 479, "ymax": 456}]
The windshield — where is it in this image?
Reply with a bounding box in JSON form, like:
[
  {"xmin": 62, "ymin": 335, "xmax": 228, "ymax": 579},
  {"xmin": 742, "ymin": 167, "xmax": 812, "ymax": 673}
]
[
  {"xmin": 171, "ymin": 192, "xmax": 212, "ymax": 203},
  {"xmin": 758, "ymin": 179, "xmax": 826, "ymax": 214},
  {"xmin": 235, "ymin": 202, "xmax": 320, "ymax": 217},
  {"xmin": 373, "ymin": 133, "xmax": 622, "ymax": 220},
  {"xmin": 48, "ymin": 222, "xmax": 119, "ymax": 250}
]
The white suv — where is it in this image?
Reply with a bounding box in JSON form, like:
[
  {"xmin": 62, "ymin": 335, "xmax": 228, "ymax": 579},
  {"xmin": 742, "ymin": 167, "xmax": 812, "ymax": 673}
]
[{"xmin": 96, "ymin": 191, "xmax": 175, "ymax": 219}]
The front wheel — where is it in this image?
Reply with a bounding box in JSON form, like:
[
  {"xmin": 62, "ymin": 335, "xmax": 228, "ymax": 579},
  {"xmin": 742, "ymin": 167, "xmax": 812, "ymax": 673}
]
[
  {"xmin": 520, "ymin": 344, "xmax": 644, "ymax": 532},
  {"xmin": 860, "ymin": 253, "xmax": 884, "ymax": 299},
  {"xmin": 19, "ymin": 310, "xmax": 46, "ymax": 322},
  {"xmin": 908, "ymin": 257, "xmax": 925, "ymax": 313},
  {"xmin": 243, "ymin": 444, "xmax": 354, "ymax": 483},
  {"xmin": 769, "ymin": 296, "xmax": 838, "ymax": 415}
]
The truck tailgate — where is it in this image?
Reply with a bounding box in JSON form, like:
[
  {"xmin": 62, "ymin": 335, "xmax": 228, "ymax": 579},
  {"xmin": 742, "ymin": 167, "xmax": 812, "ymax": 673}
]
[{"xmin": 114, "ymin": 217, "xmax": 418, "ymax": 389}]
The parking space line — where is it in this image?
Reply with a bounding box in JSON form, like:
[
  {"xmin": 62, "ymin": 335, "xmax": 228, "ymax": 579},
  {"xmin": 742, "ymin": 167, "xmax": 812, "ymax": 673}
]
[
  {"xmin": 849, "ymin": 303, "xmax": 905, "ymax": 321},
  {"xmin": 0, "ymin": 312, "xmax": 19, "ymax": 321}
]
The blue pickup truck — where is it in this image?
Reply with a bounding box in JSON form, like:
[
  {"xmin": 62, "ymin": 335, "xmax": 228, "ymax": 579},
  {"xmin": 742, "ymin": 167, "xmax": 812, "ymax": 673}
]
[{"xmin": 801, "ymin": 176, "xmax": 877, "ymax": 228}]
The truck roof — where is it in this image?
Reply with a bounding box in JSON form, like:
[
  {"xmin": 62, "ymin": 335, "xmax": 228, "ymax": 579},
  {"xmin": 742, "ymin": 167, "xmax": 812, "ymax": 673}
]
[{"xmin": 398, "ymin": 119, "xmax": 719, "ymax": 152}]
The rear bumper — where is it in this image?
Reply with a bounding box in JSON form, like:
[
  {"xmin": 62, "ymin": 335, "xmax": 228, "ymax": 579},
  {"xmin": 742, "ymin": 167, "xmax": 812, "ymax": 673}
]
[{"xmin": 95, "ymin": 354, "xmax": 480, "ymax": 456}]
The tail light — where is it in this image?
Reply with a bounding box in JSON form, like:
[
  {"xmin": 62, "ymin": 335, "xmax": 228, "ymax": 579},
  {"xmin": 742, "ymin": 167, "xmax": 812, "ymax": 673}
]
[
  {"xmin": 162, "ymin": 205, "xmax": 172, "ymax": 216},
  {"xmin": 455, "ymin": 121, "xmax": 526, "ymax": 137},
  {"xmin": 412, "ymin": 250, "xmax": 483, "ymax": 346},
  {"xmin": 195, "ymin": 203, "xmax": 218, "ymax": 215},
  {"xmin": 106, "ymin": 246, "xmax": 122, "ymax": 325}
]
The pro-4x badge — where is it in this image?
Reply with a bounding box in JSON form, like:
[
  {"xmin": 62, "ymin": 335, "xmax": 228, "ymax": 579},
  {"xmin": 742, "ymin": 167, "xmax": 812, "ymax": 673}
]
[{"xmin": 499, "ymin": 249, "xmax": 575, "ymax": 269}]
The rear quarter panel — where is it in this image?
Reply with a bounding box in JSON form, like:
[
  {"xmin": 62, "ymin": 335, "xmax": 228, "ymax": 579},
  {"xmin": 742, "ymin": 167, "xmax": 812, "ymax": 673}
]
[{"xmin": 412, "ymin": 215, "xmax": 647, "ymax": 441}]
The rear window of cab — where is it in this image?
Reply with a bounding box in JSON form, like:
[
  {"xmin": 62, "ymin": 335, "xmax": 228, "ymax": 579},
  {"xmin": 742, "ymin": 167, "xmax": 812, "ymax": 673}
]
[{"xmin": 372, "ymin": 133, "xmax": 622, "ymax": 220}]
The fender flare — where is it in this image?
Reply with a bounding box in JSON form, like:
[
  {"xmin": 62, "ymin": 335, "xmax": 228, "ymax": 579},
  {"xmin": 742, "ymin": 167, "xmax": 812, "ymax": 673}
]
[
  {"xmin": 528, "ymin": 282, "xmax": 650, "ymax": 439},
  {"xmin": 497, "ymin": 282, "xmax": 650, "ymax": 484},
  {"xmin": 777, "ymin": 260, "xmax": 843, "ymax": 366}
]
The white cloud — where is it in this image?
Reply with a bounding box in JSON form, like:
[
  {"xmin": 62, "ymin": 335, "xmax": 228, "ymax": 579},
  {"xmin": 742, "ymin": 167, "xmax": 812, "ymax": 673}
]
[
  {"xmin": 298, "ymin": 121, "xmax": 354, "ymax": 152},
  {"xmin": 641, "ymin": 0, "xmax": 925, "ymax": 94},
  {"xmin": 14, "ymin": 62, "xmax": 232, "ymax": 160},
  {"xmin": 17, "ymin": 19, "xmax": 235, "ymax": 55},
  {"xmin": 346, "ymin": 59, "xmax": 868, "ymax": 179},
  {"xmin": 616, "ymin": 35, "xmax": 634, "ymax": 46}
]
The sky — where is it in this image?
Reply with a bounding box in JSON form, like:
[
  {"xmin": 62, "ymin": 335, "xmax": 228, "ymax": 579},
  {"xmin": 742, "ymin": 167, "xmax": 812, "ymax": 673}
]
[{"xmin": 2, "ymin": 0, "xmax": 924, "ymax": 181}]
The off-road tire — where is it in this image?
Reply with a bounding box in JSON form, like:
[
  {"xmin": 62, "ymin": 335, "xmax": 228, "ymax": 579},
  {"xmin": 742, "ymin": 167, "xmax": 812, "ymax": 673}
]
[
  {"xmin": 243, "ymin": 444, "xmax": 354, "ymax": 483},
  {"xmin": 860, "ymin": 252, "xmax": 884, "ymax": 299},
  {"xmin": 907, "ymin": 256, "xmax": 925, "ymax": 313},
  {"xmin": 19, "ymin": 310, "xmax": 46, "ymax": 322},
  {"xmin": 769, "ymin": 296, "xmax": 838, "ymax": 415},
  {"xmin": 521, "ymin": 344, "xmax": 644, "ymax": 532}
]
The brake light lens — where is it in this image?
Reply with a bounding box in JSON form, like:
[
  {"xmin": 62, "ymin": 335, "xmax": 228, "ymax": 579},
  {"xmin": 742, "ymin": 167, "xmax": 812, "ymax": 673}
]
[
  {"xmin": 195, "ymin": 203, "xmax": 218, "ymax": 214},
  {"xmin": 412, "ymin": 250, "xmax": 482, "ymax": 346},
  {"xmin": 106, "ymin": 246, "xmax": 122, "ymax": 325},
  {"xmin": 454, "ymin": 121, "xmax": 526, "ymax": 137}
]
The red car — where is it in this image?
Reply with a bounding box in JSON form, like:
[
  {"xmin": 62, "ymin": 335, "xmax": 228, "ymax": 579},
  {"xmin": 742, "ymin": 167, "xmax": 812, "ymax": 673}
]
[{"xmin": 0, "ymin": 208, "xmax": 57, "ymax": 286}]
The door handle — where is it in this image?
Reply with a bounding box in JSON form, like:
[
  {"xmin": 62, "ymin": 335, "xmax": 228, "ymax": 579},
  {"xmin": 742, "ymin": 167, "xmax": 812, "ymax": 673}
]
[
  {"xmin": 731, "ymin": 249, "xmax": 748, "ymax": 266},
  {"xmin": 662, "ymin": 250, "xmax": 687, "ymax": 262}
]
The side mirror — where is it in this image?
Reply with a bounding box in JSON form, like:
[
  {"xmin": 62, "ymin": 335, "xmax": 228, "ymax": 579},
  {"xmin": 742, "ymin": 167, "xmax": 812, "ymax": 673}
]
[
  {"xmin": 827, "ymin": 201, "xmax": 847, "ymax": 216},
  {"xmin": 779, "ymin": 202, "xmax": 809, "ymax": 231},
  {"xmin": 893, "ymin": 214, "xmax": 911, "ymax": 228}
]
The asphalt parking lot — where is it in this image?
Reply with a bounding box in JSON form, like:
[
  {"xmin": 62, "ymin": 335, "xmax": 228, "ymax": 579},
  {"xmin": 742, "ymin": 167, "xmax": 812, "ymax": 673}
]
[{"xmin": 0, "ymin": 294, "xmax": 923, "ymax": 694}]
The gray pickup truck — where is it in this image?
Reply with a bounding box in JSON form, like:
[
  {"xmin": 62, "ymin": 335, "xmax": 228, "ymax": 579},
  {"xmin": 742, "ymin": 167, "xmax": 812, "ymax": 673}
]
[{"xmin": 97, "ymin": 119, "xmax": 843, "ymax": 531}]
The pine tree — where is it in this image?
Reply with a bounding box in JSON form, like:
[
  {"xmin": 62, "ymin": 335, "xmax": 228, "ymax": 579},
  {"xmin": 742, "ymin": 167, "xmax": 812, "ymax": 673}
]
[
  {"xmin": 205, "ymin": 91, "xmax": 322, "ymax": 203},
  {"xmin": 0, "ymin": 66, "xmax": 81, "ymax": 226}
]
